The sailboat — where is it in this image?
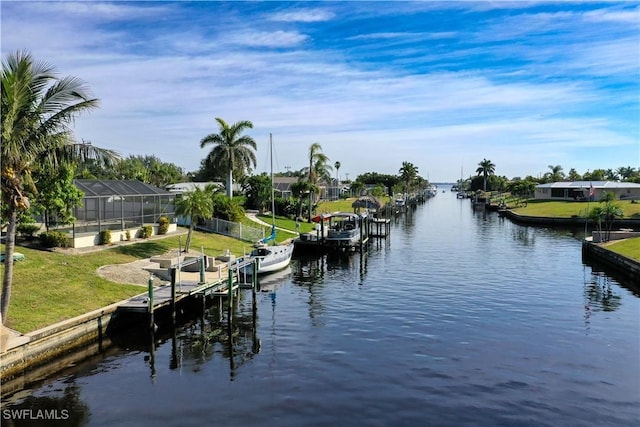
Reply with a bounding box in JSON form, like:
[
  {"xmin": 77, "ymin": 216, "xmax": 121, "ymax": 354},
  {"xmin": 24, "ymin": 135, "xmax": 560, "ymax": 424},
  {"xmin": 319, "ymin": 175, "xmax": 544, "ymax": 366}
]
[{"xmin": 248, "ymin": 134, "xmax": 294, "ymax": 274}]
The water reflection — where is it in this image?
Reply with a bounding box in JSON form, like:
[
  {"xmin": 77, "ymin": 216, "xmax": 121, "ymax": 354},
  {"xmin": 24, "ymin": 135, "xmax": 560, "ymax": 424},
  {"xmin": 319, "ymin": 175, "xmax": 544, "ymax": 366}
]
[
  {"xmin": 1, "ymin": 379, "xmax": 89, "ymax": 427},
  {"xmin": 130, "ymin": 292, "xmax": 262, "ymax": 381},
  {"xmin": 511, "ymin": 226, "xmax": 536, "ymax": 247},
  {"xmin": 584, "ymin": 271, "xmax": 622, "ymax": 313}
]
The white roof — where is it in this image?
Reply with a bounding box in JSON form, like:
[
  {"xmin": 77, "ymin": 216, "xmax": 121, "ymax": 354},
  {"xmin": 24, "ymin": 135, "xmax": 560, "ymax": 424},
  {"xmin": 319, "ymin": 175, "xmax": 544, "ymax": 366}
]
[
  {"xmin": 165, "ymin": 182, "xmax": 224, "ymax": 192},
  {"xmin": 536, "ymin": 181, "xmax": 640, "ymax": 189}
]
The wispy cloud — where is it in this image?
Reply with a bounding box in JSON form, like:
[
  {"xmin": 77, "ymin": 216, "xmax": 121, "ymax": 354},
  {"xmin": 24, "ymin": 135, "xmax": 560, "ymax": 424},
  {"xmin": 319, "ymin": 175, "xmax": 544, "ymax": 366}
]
[
  {"xmin": 267, "ymin": 8, "xmax": 335, "ymax": 22},
  {"xmin": 226, "ymin": 30, "xmax": 309, "ymax": 48},
  {"xmin": 2, "ymin": 1, "xmax": 637, "ymax": 180}
]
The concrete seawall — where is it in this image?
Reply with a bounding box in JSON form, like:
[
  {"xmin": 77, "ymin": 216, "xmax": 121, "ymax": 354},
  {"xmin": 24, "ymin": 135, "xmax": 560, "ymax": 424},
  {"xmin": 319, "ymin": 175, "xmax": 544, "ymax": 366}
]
[
  {"xmin": 501, "ymin": 210, "xmax": 640, "ymax": 228},
  {"xmin": 582, "ymin": 240, "xmax": 640, "ymax": 284},
  {"xmin": 0, "ymin": 299, "xmax": 130, "ymax": 385}
]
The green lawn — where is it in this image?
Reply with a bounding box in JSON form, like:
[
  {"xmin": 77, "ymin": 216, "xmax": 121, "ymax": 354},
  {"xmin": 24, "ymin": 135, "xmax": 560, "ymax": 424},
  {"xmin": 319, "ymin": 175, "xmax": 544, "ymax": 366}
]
[
  {"xmin": 605, "ymin": 237, "xmax": 640, "ymax": 262},
  {"xmin": 512, "ymin": 200, "xmax": 640, "ymax": 218},
  {"xmin": 253, "ymin": 196, "xmax": 392, "ymax": 240},
  {"xmin": 0, "ymin": 230, "xmax": 254, "ymax": 333},
  {"xmin": 317, "ymin": 196, "xmax": 391, "ymax": 214}
]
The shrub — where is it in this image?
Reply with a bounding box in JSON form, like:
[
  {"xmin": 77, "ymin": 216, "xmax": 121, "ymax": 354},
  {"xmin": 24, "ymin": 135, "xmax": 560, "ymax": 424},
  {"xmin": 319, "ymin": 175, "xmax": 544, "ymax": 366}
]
[
  {"xmin": 99, "ymin": 230, "xmax": 112, "ymax": 245},
  {"xmin": 39, "ymin": 231, "xmax": 70, "ymax": 248},
  {"xmin": 139, "ymin": 225, "xmax": 153, "ymax": 239},
  {"xmin": 158, "ymin": 216, "xmax": 170, "ymax": 235},
  {"xmin": 17, "ymin": 223, "xmax": 40, "ymax": 238}
]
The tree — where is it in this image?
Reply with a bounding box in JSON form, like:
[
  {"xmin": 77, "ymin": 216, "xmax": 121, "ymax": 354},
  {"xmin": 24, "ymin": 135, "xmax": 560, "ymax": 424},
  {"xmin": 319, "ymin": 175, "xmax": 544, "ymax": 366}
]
[
  {"xmin": 32, "ymin": 163, "xmax": 83, "ymax": 231},
  {"xmin": 398, "ymin": 161, "xmax": 419, "ymax": 194},
  {"xmin": 243, "ymin": 173, "xmax": 271, "ymax": 212},
  {"xmin": 334, "ymin": 161, "xmax": 341, "ymax": 200},
  {"xmin": 175, "ymin": 187, "xmax": 213, "ymax": 252},
  {"xmin": 303, "ymin": 143, "xmax": 331, "ymax": 222},
  {"xmin": 1, "ymin": 50, "xmax": 118, "ymax": 324},
  {"xmin": 617, "ymin": 166, "xmax": 636, "ymax": 181},
  {"xmin": 199, "ymin": 118, "xmax": 256, "ymax": 198},
  {"xmin": 567, "ymin": 168, "xmax": 582, "ymax": 181},
  {"xmin": 547, "ymin": 165, "xmax": 565, "ymax": 182},
  {"xmin": 349, "ymin": 180, "xmax": 365, "ymax": 197},
  {"xmin": 476, "ymin": 158, "xmax": 496, "ymax": 192},
  {"xmin": 104, "ymin": 155, "xmax": 185, "ymax": 187},
  {"xmin": 584, "ymin": 169, "xmax": 606, "ymax": 181},
  {"xmin": 211, "ymin": 192, "xmax": 244, "ymax": 222},
  {"xmin": 590, "ymin": 193, "xmax": 623, "ymax": 242},
  {"xmin": 356, "ymin": 172, "xmax": 399, "ymax": 196}
]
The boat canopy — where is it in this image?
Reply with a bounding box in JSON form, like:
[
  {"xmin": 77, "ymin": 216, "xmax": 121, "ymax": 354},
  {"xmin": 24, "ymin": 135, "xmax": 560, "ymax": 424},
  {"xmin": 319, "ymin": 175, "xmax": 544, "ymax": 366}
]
[{"xmin": 352, "ymin": 195, "xmax": 381, "ymax": 210}]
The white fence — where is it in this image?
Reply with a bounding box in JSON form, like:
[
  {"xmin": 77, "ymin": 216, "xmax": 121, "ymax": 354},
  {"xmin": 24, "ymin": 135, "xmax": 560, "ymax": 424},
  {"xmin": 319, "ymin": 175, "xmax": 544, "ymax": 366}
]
[{"xmin": 195, "ymin": 218, "xmax": 265, "ymax": 243}]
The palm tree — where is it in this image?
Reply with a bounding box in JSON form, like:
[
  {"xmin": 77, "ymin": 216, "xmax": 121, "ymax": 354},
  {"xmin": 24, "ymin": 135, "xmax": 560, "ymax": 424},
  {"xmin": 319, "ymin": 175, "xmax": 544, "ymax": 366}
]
[
  {"xmin": 304, "ymin": 143, "xmax": 331, "ymax": 221},
  {"xmin": 476, "ymin": 158, "xmax": 496, "ymax": 192},
  {"xmin": 547, "ymin": 165, "xmax": 565, "ymax": 182},
  {"xmin": 617, "ymin": 166, "xmax": 636, "ymax": 181},
  {"xmin": 175, "ymin": 187, "xmax": 214, "ymax": 252},
  {"xmin": 567, "ymin": 168, "xmax": 582, "ymax": 181},
  {"xmin": 1, "ymin": 50, "xmax": 118, "ymax": 324},
  {"xmin": 334, "ymin": 161, "xmax": 341, "ymax": 200},
  {"xmin": 398, "ymin": 161, "xmax": 419, "ymax": 194},
  {"xmin": 200, "ymin": 118, "xmax": 256, "ymax": 198}
]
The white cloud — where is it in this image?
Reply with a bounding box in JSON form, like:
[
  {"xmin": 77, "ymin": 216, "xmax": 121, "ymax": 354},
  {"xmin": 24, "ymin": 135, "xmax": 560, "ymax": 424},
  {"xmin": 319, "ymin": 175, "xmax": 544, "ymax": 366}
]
[
  {"xmin": 226, "ymin": 30, "xmax": 309, "ymax": 48},
  {"xmin": 267, "ymin": 9, "xmax": 335, "ymax": 23}
]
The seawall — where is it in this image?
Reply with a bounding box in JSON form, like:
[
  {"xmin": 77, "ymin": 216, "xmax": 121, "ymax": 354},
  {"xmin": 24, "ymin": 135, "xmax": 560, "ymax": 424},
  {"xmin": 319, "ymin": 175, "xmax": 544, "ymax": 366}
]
[
  {"xmin": 582, "ymin": 239, "xmax": 640, "ymax": 285},
  {"xmin": 501, "ymin": 210, "xmax": 640, "ymax": 228},
  {"xmin": 0, "ymin": 298, "xmax": 135, "ymax": 387}
]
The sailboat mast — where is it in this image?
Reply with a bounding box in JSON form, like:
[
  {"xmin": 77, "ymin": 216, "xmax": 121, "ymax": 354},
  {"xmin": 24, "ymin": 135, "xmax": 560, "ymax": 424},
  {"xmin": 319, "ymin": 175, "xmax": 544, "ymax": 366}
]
[{"xmin": 270, "ymin": 133, "xmax": 275, "ymax": 224}]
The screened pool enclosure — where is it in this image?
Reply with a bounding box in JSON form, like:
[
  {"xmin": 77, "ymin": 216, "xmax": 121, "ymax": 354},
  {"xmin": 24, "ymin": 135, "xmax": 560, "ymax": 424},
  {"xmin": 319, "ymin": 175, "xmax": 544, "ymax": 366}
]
[{"xmin": 59, "ymin": 180, "xmax": 176, "ymax": 246}]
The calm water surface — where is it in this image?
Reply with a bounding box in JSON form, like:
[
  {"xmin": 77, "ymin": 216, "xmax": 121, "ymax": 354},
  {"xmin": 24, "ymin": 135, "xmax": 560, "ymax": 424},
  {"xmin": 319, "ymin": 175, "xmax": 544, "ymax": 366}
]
[{"xmin": 3, "ymin": 189, "xmax": 639, "ymax": 426}]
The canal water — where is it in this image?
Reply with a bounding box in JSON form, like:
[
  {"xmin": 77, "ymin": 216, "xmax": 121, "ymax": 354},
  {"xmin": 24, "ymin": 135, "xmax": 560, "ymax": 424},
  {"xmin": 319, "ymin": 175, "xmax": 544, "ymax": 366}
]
[{"xmin": 2, "ymin": 188, "xmax": 639, "ymax": 426}]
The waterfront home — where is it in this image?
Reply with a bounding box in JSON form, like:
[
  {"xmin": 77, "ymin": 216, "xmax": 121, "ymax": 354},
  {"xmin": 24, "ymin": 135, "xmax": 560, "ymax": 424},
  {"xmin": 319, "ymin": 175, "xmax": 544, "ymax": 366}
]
[{"xmin": 535, "ymin": 181, "xmax": 640, "ymax": 201}]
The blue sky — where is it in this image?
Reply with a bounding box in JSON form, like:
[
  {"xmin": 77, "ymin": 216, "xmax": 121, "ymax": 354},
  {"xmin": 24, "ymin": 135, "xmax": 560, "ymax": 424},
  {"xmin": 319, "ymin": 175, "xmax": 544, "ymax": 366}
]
[{"xmin": 2, "ymin": 1, "xmax": 638, "ymax": 182}]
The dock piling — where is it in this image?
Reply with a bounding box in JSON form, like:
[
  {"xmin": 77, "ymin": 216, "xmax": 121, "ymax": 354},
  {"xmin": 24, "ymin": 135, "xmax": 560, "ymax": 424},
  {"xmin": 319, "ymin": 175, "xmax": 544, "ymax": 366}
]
[
  {"xmin": 227, "ymin": 266, "xmax": 234, "ymax": 323},
  {"xmin": 147, "ymin": 275, "xmax": 155, "ymax": 330},
  {"xmin": 170, "ymin": 267, "xmax": 177, "ymax": 323}
]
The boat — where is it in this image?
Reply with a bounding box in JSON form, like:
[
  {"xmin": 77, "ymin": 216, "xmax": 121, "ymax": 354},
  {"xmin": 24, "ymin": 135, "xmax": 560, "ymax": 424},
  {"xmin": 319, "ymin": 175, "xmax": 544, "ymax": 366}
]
[
  {"xmin": 247, "ymin": 134, "xmax": 294, "ymax": 274},
  {"xmin": 324, "ymin": 212, "xmax": 366, "ymax": 250}
]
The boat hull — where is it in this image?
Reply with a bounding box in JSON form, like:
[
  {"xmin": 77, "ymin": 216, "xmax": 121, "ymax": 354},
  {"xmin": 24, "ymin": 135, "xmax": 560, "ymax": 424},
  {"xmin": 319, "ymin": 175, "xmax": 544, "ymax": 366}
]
[{"xmin": 246, "ymin": 242, "xmax": 294, "ymax": 275}]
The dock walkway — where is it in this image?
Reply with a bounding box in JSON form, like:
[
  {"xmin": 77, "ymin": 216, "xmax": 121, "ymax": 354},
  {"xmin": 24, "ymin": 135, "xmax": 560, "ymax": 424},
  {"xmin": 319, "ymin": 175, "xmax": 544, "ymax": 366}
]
[{"xmin": 117, "ymin": 255, "xmax": 256, "ymax": 314}]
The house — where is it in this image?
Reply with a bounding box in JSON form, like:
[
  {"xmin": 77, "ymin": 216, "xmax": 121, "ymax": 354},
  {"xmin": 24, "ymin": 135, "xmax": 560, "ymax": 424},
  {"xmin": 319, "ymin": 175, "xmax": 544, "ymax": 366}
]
[
  {"xmin": 535, "ymin": 181, "xmax": 640, "ymax": 201},
  {"xmin": 273, "ymin": 177, "xmax": 298, "ymax": 198}
]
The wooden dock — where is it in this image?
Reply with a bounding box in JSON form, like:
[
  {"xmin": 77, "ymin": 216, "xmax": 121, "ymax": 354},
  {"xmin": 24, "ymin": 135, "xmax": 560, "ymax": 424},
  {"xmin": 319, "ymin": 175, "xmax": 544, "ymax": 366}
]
[{"xmin": 117, "ymin": 255, "xmax": 256, "ymax": 314}]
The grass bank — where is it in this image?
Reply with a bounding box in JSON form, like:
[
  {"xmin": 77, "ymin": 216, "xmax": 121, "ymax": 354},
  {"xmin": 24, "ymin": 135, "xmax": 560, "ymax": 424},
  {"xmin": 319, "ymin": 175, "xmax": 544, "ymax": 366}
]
[
  {"xmin": 254, "ymin": 197, "xmax": 392, "ymax": 240},
  {"xmin": 604, "ymin": 237, "xmax": 640, "ymax": 262},
  {"xmin": 0, "ymin": 230, "xmax": 252, "ymax": 333},
  {"xmin": 512, "ymin": 200, "xmax": 640, "ymax": 218}
]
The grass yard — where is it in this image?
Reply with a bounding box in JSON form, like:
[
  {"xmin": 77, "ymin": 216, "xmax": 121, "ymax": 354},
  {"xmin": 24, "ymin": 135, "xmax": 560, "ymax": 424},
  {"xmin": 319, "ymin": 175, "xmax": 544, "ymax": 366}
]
[
  {"xmin": 0, "ymin": 230, "xmax": 253, "ymax": 333},
  {"xmin": 317, "ymin": 196, "xmax": 391, "ymax": 214},
  {"xmin": 605, "ymin": 237, "xmax": 640, "ymax": 262},
  {"xmin": 512, "ymin": 200, "xmax": 640, "ymax": 218},
  {"xmin": 254, "ymin": 196, "xmax": 392, "ymax": 240}
]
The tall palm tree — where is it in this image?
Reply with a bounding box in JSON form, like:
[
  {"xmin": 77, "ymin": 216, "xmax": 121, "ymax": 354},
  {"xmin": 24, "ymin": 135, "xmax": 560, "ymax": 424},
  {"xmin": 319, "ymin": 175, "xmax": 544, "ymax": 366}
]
[
  {"xmin": 334, "ymin": 161, "xmax": 341, "ymax": 200},
  {"xmin": 200, "ymin": 118, "xmax": 256, "ymax": 198},
  {"xmin": 304, "ymin": 143, "xmax": 331, "ymax": 221},
  {"xmin": 175, "ymin": 187, "xmax": 214, "ymax": 252},
  {"xmin": 547, "ymin": 165, "xmax": 565, "ymax": 182},
  {"xmin": 616, "ymin": 166, "xmax": 635, "ymax": 181},
  {"xmin": 1, "ymin": 50, "xmax": 118, "ymax": 324},
  {"xmin": 398, "ymin": 161, "xmax": 419, "ymax": 194},
  {"xmin": 476, "ymin": 158, "xmax": 496, "ymax": 192}
]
